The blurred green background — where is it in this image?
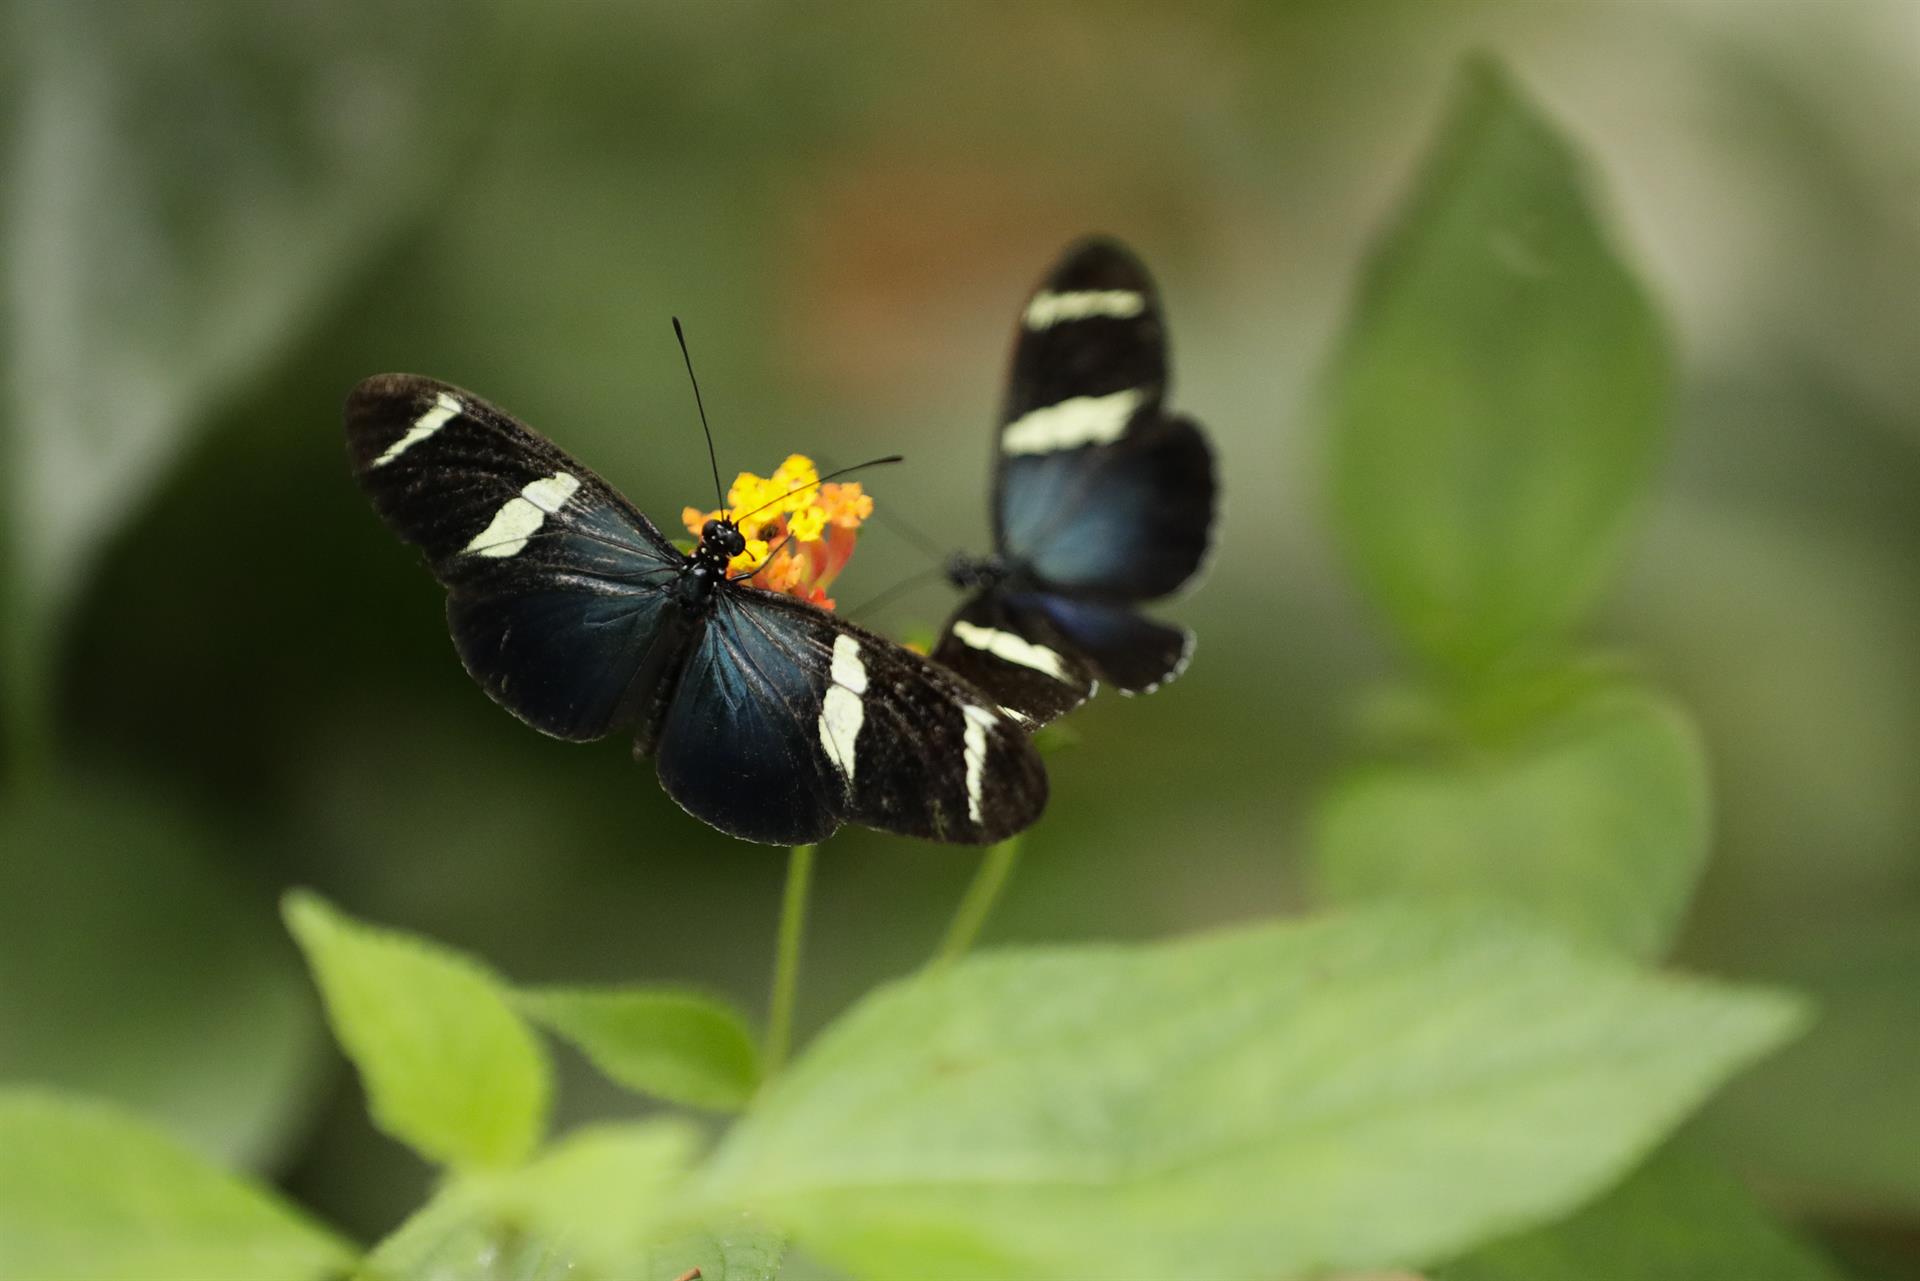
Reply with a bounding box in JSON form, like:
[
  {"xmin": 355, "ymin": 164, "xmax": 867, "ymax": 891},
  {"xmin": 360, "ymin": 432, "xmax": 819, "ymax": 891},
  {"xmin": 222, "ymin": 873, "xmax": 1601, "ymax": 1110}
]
[{"xmin": 3, "ymin": 0, "xmax": 1918, "ymax": 1268}]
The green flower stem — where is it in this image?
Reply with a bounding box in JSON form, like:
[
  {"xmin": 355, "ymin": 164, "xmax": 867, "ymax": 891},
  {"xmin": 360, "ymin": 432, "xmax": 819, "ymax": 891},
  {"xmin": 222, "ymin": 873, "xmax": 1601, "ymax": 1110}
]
[
  {"xmin": 935, "ymin": 836, "xmax": 1024, "ymax": 965},
  {"xmin": 763, "ymin": 844, "xmax": 816, "ymax": 1077}
]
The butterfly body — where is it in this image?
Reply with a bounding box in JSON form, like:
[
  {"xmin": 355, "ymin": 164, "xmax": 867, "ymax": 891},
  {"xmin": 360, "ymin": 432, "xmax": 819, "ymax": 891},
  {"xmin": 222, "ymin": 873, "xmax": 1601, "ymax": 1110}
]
[
  {"xmin": 347, "ymin": 374, "xmax": 1046, "ymax": 847},
  {"xmin": 672, "ymin": 520, "xmax": 744, "ymax": 609},
  {"xmin": 932, "ymin": 239, "xmax": 1219, "ymax": 727}
]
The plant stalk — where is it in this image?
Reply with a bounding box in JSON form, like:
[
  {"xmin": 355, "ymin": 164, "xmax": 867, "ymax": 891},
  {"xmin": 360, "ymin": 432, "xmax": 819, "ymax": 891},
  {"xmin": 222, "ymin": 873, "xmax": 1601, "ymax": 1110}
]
[
  {"xmin": 763, "ymin": 843, "xmax": 816, "ymax": 1076},
  {"xmin": 935, "ymin": 836, "xmax": 1024, "ymax": 965}
]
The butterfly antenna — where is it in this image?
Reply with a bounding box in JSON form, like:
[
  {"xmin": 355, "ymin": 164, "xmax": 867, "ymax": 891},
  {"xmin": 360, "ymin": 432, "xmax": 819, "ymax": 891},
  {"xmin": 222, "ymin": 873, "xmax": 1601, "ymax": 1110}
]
[
  {"xmin": 729, "ymin": 454, "xmax": 904, "ymax": 527},
  {"xmin": 818, "ymin": 454, "xmax": 951, "ymax": 566},
  {"xmin": 673, "ymin": 317, "xmax": 726, "ymax": 512},
  {"xmin": 728, "ymin": 455, "xmax": 907, "ymax": 584}
]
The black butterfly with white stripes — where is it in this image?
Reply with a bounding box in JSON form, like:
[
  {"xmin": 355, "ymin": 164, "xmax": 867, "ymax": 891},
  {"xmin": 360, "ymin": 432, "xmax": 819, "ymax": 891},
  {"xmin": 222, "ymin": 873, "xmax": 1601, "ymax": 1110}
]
[
  {"xmin": 346, "ymin": 372, "xmax": 1047, "ymax": 846},
  {"xmin": 931, "ymin": 238, "xmax": 1218, "ymax": 726}
]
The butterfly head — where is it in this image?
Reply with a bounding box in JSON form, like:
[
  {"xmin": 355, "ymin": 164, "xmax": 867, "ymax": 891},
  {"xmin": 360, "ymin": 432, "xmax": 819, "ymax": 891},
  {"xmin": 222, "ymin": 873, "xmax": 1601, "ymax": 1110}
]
[
  {"xmin": 700, "ymin": 517, "xmax": 747, "ymax": 562},
  {"xmin": 676, "ymin": 518, "xmax": 748, "ymax": 612}
]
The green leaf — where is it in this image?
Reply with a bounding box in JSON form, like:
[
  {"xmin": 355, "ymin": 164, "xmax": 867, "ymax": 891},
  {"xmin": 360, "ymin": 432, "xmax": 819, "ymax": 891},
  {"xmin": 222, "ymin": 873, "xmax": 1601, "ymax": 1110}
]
[
  {"xmin": 695, "ymin": 905, "xmax": 1803, "ymax": 1281},
  {"xmin": 368, "ymin": 1120, "xmax": 708, "ymax": 1281},
  {"xmin": 361, "ymin": 1190, "xmax": 576, "ymax": 1281},
  {"xmin": 645, "ymin": 1224, "xmax": 788, "ymax": 1281},
  {"xmin": 284, "ymin": 890, "xmax": 549, "ymax": 1170},
  {"xmin": 0, "ymin": 780, "xmax": 322, "ymax": 1167},
  {"xmin": 0, "ymin": 1088, "xmax": 355, "ymax": 1281},
  {"xmin": 0, "ymin": 0, "xmax": 496, "ymax": 763},
  {"xmin": 496, "ymin": 1122, "xmax": 701, "ymax": 1272},
  {"xmin": 518, "ymin": 985, "xmax": 761, "ymax": 1112},
  {"xmin": 1439, "ymin": 1144, "xmax": 1848, "ymax": 1281},
  {"xmin": 1312, "ymin": 684, "xmax": 1710, "ymax": 959},
  {"xmin": 1328, "ymin": 55, "xmax": 1673, "ymax": 675}
]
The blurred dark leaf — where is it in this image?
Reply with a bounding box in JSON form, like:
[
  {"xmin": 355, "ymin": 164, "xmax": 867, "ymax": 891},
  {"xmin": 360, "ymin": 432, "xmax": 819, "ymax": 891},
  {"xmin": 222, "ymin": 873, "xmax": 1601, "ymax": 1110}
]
[
  {"xmin": 1818, "ymin": 1228, "xmax": 1920, "ymax": 1281},
  {"xmin": 695, "ymin": 904, "xmax": 1802, "ymax": 1281},
  {"xmin": 1, "ymin": 0, "xmax": 495, "ymax": 758},
  {"xmin": 1438, "ymin": 1143, "xmax": 1848, "ymax": 1281},
  {"xmin": 1328, "ymin": 55, "xmax": 1672, "ymax": 677},
  {"xmin": 0, "ymin": 1088, "xmax": 356, "ymax": 1281},
  {"xmin": 0, "ymin": 779, "xmax": 321, "ymax": 1168},
  {"xmin": 1312, "ymin": 683, "xmax": 1709, "ymax": 960},
  {"xmin": 286, "ymin": 891, "xmax": 551, "ymax": 1172}
]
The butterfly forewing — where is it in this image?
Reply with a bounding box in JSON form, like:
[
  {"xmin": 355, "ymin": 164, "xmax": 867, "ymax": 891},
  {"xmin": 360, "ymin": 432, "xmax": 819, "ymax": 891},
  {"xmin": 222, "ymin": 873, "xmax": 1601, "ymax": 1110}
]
[
  {"xmin": 347, "ymin": 374, "xmax": 682, "ymax": 574},
  {"xmin": 999, "ymin": 237, "xmax": 1167, "ymax": 440},
  {"xmin": 655, "ymin": 590, "xmax": 1047, "ymax": 846},
  {"xmin": 347, "ymin": 374, "xmax": 683, "ymax": 741},
  {"xmin": 991, "ymin": 239, "xmax": 1215, "ymax": 594}
]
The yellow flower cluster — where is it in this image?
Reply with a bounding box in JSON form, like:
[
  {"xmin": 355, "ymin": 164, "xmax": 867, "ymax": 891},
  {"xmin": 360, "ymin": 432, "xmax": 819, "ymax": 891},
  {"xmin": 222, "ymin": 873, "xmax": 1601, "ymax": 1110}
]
[
  {"xmin": 729, "ymin": 455, "xmax": 823, "ymax": 537},
  {"xmin": 681, "ymin": 453, "xmax": 874, "ymax": 599}
]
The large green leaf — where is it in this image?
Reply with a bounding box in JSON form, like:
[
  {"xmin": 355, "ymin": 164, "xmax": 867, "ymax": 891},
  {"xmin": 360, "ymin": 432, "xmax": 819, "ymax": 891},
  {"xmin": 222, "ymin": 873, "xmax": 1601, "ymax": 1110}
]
[
  {"xmin": 644, "ymin": 1224, "xmax": 787, "ymax": 1281},
  {"xmin": 285, "ymin": 890, "xmax": 550, "ymax": 1170},
  {"xmin": 1328, "ymin": 55, "xmax": 1672, "ymax": 675},
  {"xmin": 694, "ymin": 905, "xmax": 1803, "ymax": 1281},
  {"xmin": 0, "ymin": 0, "xmax": 493, "ymax": 761},
  {"xmin": 1312, "ymin": 684, "xmax": 1709, "ymax": 959},
  {"xmin": 519, "ymin": 985, "xmax": 762, "ymax": 1112},
  {"xmin": 0, "ymin": 780, "xmax": 321, "ymax": 1167},
  {"xmin": 0, "ymin": 1088, "xmax": 355, "ymax": 1281},
  {"xmin": 1439, "ymin": 1144, "xmax": 1847, "ymax": 1281}
]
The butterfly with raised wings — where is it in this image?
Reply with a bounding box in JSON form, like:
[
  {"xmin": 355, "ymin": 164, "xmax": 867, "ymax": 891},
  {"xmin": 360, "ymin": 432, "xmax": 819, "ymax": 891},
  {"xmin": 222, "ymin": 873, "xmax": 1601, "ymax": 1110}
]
[
  {"xmin": 931, "ymin": 238, "xmax": 1218, "ymax": 726},
  {"xmin": 345, "ymin": 369, "xmax": 1046, "ymax": 847}
]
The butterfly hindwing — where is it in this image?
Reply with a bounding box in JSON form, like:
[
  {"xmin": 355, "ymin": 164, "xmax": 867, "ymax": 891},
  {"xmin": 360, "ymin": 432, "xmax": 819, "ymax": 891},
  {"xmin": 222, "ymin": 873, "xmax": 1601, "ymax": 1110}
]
[
  {"xmin": 1011, "ymin": 593, "xmax": 1192, "ymax": 695},
  {"xmin": 931, "ymin": 588, "xmax": 1190, "ymax": 724},
  {"xmin": 929, "ymin": 592, "xmax": 1096, "ymax": 727},
  {"xmin": 654, "ymin": 590, "xmax": 1048, "ymax": 846},
  {"xmin": 347, "ymin": 374, "xmax": 684, "ymax": 741}
]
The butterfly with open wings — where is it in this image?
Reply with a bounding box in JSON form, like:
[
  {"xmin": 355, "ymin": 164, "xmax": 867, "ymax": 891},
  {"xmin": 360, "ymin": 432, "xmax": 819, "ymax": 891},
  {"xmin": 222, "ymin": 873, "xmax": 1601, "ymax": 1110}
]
[
  {"xmin": 930, "ymin": 238, "xmax": 1219, "ymax": 727},
  {"xmin": 346, "ymin": 368, "xmax": 1046, "ymax": 847}
]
